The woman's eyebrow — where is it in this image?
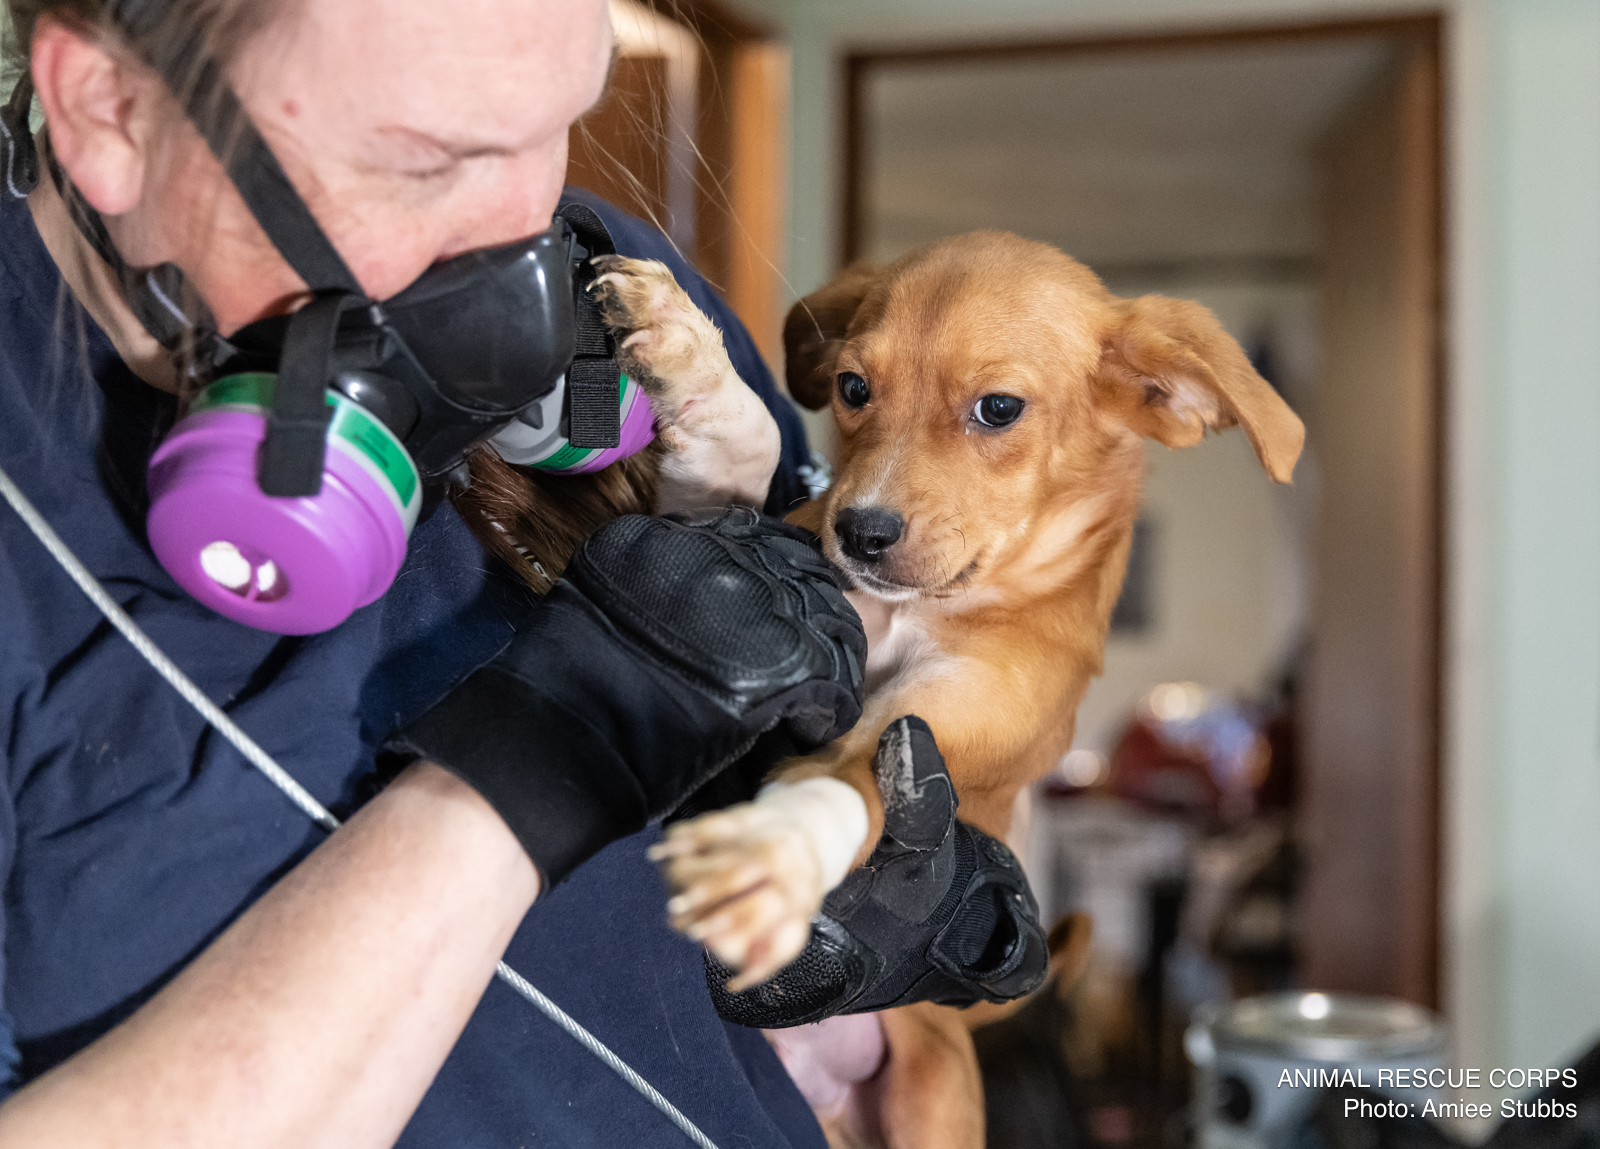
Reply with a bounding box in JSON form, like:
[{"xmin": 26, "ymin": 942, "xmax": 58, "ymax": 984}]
[
  {"xmin": 374, "ymin": 125, "xmax": 516, "ymax": 163},
  {"xmin": 375, "ymin": 44, "xmax": 619, "ymax": 166}
]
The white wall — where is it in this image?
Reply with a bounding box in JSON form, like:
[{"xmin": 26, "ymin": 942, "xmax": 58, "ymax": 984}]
[
  {"xmin": 1487, "ymin": 0, "xmax": 1600, "ymax": 1073},
  {"xmin": 730, "ymin": 0, "xmax": 1600, "ymax": 1076}
]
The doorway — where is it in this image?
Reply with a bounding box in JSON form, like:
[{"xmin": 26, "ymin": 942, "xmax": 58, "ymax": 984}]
[{"xmin": 842, "ymin": 16, "xmax": 1443, "ymax": 1137}]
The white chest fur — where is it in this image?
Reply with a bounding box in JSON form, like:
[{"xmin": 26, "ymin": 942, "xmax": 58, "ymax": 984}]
[{"xmin": 848, "ymin": 591, "xmax": 953, "ymax": 699}]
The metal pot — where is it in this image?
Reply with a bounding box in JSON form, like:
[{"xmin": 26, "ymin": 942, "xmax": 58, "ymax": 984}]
[{"xmin": 1186, "ymin": 992, "xmax": 1448, "ymax": 1149}]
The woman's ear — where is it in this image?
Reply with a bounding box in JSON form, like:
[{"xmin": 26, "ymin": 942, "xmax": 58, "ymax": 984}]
[
  {"xmin": 1096, "ymin": 294, "xmax": 1305, "ymax": 484},
  {"xmin": 30, "ymin": 16, "xmax": 156, "ymax": 216},
  {"xmin": 782, "ymin": 261, "xmax": 880, "ymax": 410}
]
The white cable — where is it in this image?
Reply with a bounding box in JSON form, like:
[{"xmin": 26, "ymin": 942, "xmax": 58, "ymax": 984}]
[
  {"xmin": 0, "ymin": 463, "xmax": 339, "ymax": 833},
  {"xmin": 493, "ymin": 962, "xmax": 720, "ymax": 1149},
  {"xmin": 0, "ymin": 460, "xmax": 721, "ymax": 1149}
]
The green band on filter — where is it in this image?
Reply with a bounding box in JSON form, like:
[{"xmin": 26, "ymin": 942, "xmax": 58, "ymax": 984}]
[
  {"xmin": 526, "ymin": 372, "xmax": 639, "ymax": 473},
  {"xmin": 187, "ymin": 373, "xmax": 420, "ymax": 519},
  {"xmin": 330, "ymin": 403, "xmax": 419, "ymax": 509},
  {"xmin": 189, "ymin": 372, "xmax": 278, "ymax": 414},
  {"xmin": 530, "ymin": 441, "xmax": 601, "ymax": 472}
]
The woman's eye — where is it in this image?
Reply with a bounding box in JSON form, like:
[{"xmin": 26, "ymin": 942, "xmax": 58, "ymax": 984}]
[
  {"xmin": 973, "ymin": 394, "xmax": 1025, "ymax": 427},
  {"xmin": 838, "ymin": 372, "xmax": 872, "ymax": 409}
]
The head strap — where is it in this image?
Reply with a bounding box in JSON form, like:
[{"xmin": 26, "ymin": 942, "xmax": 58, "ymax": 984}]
[
  {"xmin": 109, "ymin": 0, "xmax": 364, "ymax": 297},
  {"xmin": 106, "ymin": 0, "xmax": 365, "ymax": 494}
]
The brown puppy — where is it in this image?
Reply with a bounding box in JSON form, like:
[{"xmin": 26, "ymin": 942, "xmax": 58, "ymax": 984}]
[
  {"xmin": 455, "ymin": 239, "xmax": 1296, "ymax": 1149},
  {"xmin": 655, "ymin": 230, "xmax": 1304, "ymax": 992}
]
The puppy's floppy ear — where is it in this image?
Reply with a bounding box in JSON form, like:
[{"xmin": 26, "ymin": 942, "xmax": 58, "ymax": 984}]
[
  {"xmin": 1097, "ymin": 295, "xmax": 1305, "ymax": 484},
  {"xmin": 783, "ymin": 261, "xmax": 880, "ymax": 410}
]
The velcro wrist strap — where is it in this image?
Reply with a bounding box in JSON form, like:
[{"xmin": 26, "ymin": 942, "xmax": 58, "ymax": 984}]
[
  {"xmin": 558, "ymin": 199, "xmax": 623, "ymax": 450},
  {"xmin": 387, "ymin": 665, "xmax": 649, "ymax": 887},
  {"xmin": 927, "ymin": 826, "xmax": 1049, "ymax": 1001}
]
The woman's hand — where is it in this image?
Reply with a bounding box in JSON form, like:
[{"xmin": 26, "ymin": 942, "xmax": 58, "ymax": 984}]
[
  {"xmin": 706, "ymin": 717, "xmax": 1049, "ymax": 1027},
  {"xmin": 386, "ymin": 507, "xmax": 868, "ymax": 888}
]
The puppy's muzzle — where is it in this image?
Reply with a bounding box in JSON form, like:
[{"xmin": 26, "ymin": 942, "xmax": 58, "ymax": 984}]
[{"xmin": 835, "ymin": 506, "xmax": 904, "ymax": 564}]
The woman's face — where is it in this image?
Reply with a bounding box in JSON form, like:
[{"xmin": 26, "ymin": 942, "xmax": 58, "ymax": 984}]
[{"xmin": 105, "ymin": 0, "xmax": 614, "ymax": 333}]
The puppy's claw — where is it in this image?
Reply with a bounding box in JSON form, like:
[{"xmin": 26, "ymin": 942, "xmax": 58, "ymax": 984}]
[
  {"xmin": 725, "ymin": 919, "xmax": 812, "ymax": 992},
  {"xmin": 655, "ymin": 801, "xmax": 831, "ymax": 990},
  {"xmin": 686, "ymin": 913, "xmax": 732, "ymax": 943},
  {"xmin": 665, "ymin": 863, "xmax": 771, "ymax": 922}
]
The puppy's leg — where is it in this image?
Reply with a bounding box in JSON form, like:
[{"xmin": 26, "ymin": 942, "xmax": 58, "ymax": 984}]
[
  {"xmin": 590, "ymin": 256, "xmax": 781, "ymax": 513},
  {"xmin": 650, "ymin": 713, "xmax": 893, "ymax": 987},
  {"xmin": 650, "ymin": 749, "xmax": 877, "ymax": 989},
  {"xmin": 656, "ymin": 654, "xmax": 1057, "ymax": 985}
]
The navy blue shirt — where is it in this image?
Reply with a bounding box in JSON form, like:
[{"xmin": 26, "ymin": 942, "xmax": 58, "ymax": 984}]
[{"xmin": 0, "ymin": 186, "xmax": 824, "ymax": 1149}]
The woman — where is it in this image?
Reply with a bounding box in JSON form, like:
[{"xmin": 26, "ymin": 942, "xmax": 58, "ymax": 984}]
[{"xmin": 0, "ymin": 1, "xmax": 859, "ymax": 1145}]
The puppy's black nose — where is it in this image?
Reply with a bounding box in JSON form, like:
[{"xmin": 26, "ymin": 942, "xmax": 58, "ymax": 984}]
[{"xmin": 835, "ymin": 506, "xmax": 904, "ymax": 563}]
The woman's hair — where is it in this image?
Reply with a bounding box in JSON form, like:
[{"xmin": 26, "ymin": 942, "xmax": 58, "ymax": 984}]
[
  {"xmin": 3, "ymin": 0, "xmax": 290, "ymax": 88},
  {"xmin": 457, "ymin": 444, "xmax": 663, "ymax": 592}
]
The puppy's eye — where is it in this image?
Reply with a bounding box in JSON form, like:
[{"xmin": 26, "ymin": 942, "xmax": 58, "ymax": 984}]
[
  {"xmin": 838, "ymin": 372, "xmax": 872, "ymax": 409},
  {"xmin": 973, "ymin": 394, "xmax": 1025, "ymax": 427}
]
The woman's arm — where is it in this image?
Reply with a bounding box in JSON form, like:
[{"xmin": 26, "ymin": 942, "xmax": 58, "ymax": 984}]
[
  {"xmin": 0, "ymin": 762, "xmax": 539, "ymax": 1149},
  {"xmin": 0, "ymin": 509, "xmax": 867, "ymax": 1149}
]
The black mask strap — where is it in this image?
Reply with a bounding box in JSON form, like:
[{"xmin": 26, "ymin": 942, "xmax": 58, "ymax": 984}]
[
  {"xmin": 109, "ymin": 0, "xmax": 366, "ymax": 495},
  {"xmin": 259, "ymin": 292, "xmax": 370, "ymax": 495},
  {"xmin": 110, "ymin": 0, "xmax": 363, "ymax": 297},
  {"xmin": 197, "ymin": 85, "xmax": 363, "ymax": 298},
  {"xmin": 556, "ymin": 200, "xmax": 622, "ymax": 451}
]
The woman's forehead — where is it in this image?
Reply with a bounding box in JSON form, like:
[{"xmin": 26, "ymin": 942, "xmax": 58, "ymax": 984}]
[{"xmin": 240, "ymin": 0, "xmax": 612, "ymax": 157}]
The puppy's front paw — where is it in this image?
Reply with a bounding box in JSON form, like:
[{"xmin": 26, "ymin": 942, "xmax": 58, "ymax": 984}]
[
  {"xmin": 650, "ymin": 777, "xmax": 870, "ymax": 991},
  {"xmin": 589, "ymin": 254, "xmax": 781, "ymax": 511},
  {"xmin": 589, "ymin": 254, "xmax": 725, "ymax": 418},
  {"xmin": 651, "ymin": 803, "xmax": 824, "ymax": 991}
]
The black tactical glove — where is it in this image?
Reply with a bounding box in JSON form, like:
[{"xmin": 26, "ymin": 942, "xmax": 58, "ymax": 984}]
[
  {"xmin": 706, "ymin": 716, "xmax": 1048, "ymax": 1027},
  {"xmin": 385, "ymin": 508, "xmax": 867, "ymax": 887}
]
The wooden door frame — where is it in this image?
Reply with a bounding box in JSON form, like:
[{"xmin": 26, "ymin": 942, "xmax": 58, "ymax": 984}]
[
  {"xmin": 662, "ymin": 0, "xmax": 772, "ymax": 283},
  {"xmin": 654, "ymin": 0, "xmax": 791, "ymax": 366},
  {"xmin": 839, "ymin": 13, "xmax": 1447, "ymax": 1008}
]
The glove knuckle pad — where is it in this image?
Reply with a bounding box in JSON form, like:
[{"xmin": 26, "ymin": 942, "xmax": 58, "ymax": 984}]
[{"xmin": 572, "ymin": 514, "xmax": 863, "ymax": 714}]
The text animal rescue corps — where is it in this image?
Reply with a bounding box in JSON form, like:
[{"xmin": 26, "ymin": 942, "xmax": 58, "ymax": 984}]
[{"xmin": 1278, "ymin": 1067, "xmax": 1582, "ymax": 1121}]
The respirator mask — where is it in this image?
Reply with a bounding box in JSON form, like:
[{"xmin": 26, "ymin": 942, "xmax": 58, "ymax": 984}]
[
  {"xmin": 2, "ymin": 7, "xmax": 655, "ymax": 636},
  {"xmin": 145, "ymin": 198, "xmax": 655, "ymax": 636}
]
